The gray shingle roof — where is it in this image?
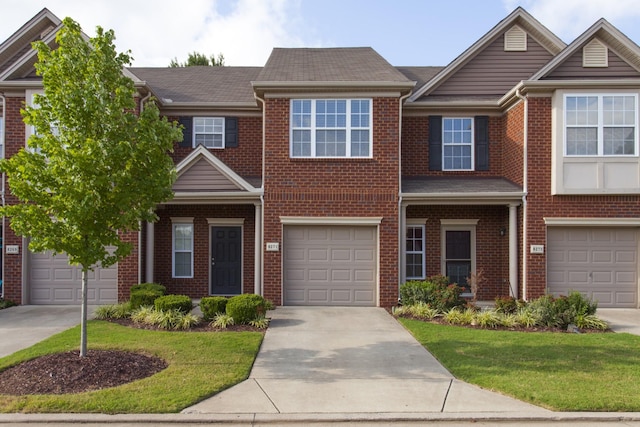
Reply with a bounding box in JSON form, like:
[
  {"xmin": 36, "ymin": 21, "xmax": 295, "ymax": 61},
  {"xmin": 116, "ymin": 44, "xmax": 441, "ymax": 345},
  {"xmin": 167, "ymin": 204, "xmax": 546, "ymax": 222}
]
[
  {"xmin": 128, "ymin": 66, "xmax": 262, "ymax": 104},
  {"xmin": 256, "ymin": 47, "xmax": 413, "ymax": 83},
  {"xmin": 396, "ymin": 66, "xmax": 444, "ymax": 88},
  {"xmin": 402, "ymin": 177, "xmax": 523, "ymax": 194}
]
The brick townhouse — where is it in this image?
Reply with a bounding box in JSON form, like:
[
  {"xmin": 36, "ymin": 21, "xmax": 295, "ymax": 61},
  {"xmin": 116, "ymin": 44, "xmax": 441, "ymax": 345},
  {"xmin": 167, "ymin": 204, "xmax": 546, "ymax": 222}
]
[{"xmin": 1, "ymin": 7, "xmax": 640, "ymax": 308}]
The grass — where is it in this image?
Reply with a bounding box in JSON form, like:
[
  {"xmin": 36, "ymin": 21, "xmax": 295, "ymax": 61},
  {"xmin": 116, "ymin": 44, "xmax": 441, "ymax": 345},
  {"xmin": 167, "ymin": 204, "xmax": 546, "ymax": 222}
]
[
  {"xmin": 399, "ymin": 318, "xmax": 640, "ymax": 411},
  {"xmin": 0, "ymin": 320, "xmax": 263, "ymax": 413}
]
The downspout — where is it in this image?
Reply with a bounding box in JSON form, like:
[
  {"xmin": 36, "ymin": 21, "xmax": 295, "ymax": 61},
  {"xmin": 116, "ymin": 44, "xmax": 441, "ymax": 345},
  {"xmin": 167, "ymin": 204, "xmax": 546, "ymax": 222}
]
[
  {"xmin": 254, "ymin": 93, "xmax": 266, "ymax": 297},
  {"xmin": 138, "ymin": 92, "xmax": 152, "ymax": 285},
  {"xmin": 397, "ymin": 91, "xmax": 411, "ymax": 304},
  {"xmin": 0, "ymin": 92, "xmax": 5, "ymax": 299},
  {"xmin": 515, "ymin": 86, "xmax": 529, "ymax": 301}
]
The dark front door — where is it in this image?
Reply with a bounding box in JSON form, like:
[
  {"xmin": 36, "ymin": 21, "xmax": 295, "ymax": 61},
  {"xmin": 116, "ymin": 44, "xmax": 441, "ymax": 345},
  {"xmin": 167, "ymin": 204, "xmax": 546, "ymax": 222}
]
[{"xmin": 210, "ymin": 226, "xmax": 242, "ymax": 295}]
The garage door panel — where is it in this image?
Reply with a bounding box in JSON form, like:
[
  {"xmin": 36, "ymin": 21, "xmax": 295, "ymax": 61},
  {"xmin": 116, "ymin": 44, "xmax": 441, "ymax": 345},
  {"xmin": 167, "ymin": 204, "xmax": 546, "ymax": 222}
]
[
  {"xmin": 284, "ymin": 225, "xmax": 377, "ymax": 306},
  {"xmin": 548, "ymin": 227, "xmax": 638, "ymax": 308},
  {"xmin": 29, "ymin": 249, "xmax": 118, "ymax": 305}
]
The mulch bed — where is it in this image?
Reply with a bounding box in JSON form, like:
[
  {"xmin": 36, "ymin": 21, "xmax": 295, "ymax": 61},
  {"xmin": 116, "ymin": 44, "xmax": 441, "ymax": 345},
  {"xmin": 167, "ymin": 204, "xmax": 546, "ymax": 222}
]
[
  {"xmin": 0, "ymin": 318, "xmax": 264, "ymax": 396},
  {"xmin": 0, "ymin": 350, "xmax": 167, "ymax": 395}
]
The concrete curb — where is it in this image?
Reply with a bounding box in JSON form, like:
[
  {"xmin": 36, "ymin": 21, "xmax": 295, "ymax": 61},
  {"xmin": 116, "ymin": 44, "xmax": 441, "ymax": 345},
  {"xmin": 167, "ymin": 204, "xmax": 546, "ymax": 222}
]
[{"xmin": 1, "ymin": 412, "xmax": 640, "ymax": 424}]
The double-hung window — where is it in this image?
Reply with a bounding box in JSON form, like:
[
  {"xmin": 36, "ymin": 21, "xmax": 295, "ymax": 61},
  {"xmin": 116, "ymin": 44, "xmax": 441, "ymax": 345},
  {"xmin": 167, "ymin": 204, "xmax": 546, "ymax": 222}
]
[
  {"xmin": 565, "ymin": 94, "xmax": 638, "ymax": 156},
  {"xmin": 406, "ymin": 224, "xmax": 426, "ymax": 280},
  {"xmin": 291, "ymin": 99, "xmax": 371, "ymax": 158},
  {"xmin": 443, "ymin": 117, "xmax": 473, "ymax": 170},
  {"xmin": 172, "ymin": 218, "xmax": 194, "ymax": 278},
  {"xmin": 194, "ymin": 117, "xmax": 224, "ymax": 149}
]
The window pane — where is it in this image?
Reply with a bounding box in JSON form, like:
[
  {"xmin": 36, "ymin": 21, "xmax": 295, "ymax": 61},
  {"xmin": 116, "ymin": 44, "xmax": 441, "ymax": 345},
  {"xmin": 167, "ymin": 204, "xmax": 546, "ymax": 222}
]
[
  {"xmin": 446, "ymin": 261, "xmax": 470, "ymax": 290},
  {"xmin": 446, "ymin": 231, "xmax": 470, "ymax": 259},
  {"xmin": 174, "ymin": 253, "xmax": 192, "ymax": 277},
  {"xmin": 604, "ymin": 127, "xmax": 635, "ymax": 155},
  {"xmin": 566, "ymin": 127, "xmax": 597, "ymax": 155}
]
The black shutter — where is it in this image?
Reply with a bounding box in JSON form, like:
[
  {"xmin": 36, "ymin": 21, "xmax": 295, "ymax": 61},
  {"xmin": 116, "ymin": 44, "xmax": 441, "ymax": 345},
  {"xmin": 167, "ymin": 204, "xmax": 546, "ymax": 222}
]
[
  {"xmin": 225, "ymin": 117, "xmax": 238, "ymax": 148},
  {"xmin": 177, "ymin": 116, "xmax": 192, "ymax": 148},
  {"xmin": 428, "ymin": 116, "xmax": 442, "ymax": 171},
  {"xmin": 475, "ymin": 116, "xmax": 489, "ymax": 171}
]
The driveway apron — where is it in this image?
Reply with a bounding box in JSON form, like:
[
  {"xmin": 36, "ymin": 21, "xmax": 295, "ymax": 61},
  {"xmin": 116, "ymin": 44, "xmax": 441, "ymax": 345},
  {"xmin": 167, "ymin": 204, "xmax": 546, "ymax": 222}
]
[{"xmin": 185, "ymin": 306, "xmax": 547, "ymax": 415}]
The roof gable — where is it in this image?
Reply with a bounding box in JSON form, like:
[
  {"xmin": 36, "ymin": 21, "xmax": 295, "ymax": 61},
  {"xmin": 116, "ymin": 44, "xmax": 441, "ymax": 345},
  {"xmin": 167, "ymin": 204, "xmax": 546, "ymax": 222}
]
[
  {"xmin": 531, "ymin": 19, "xmax": 640, "ymax": 80},
  {"xmin": 173, "ymin": 145, "xmax": 258, "ymax": 194},
  {"xmin": 0, "ymin": 8, "xmax": 62, "ymax": 81},
  {"xmin": 408, "ymin": 7, "xmax": 566, "ymax": 102}
]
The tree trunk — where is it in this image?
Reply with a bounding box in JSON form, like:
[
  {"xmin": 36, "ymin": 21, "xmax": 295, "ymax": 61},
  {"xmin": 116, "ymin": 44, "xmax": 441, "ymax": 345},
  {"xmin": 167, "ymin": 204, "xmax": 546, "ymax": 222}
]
[{"xmin": 80, "ymin": 267, "xmax": 88, "ymax": 357}]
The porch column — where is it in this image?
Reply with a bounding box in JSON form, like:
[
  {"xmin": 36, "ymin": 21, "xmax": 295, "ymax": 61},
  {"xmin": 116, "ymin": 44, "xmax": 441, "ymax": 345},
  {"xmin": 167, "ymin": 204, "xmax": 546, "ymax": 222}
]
[
  {"xmin": 145, "ymin": 221, "xmax": 154, "ymax": 283},
  {"xmin": 508, "ymin": 203, "xmax": 518, "ymax": 298},
  {"xmin": 254, "ymin": 202, "xmax": 262, "ymax": 295}
]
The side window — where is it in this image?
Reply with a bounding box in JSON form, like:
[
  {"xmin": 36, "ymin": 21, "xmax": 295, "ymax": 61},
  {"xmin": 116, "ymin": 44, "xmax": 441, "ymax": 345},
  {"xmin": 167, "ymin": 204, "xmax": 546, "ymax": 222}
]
[
  {"xmin": 428, "ymin": 116, "xmax": 489, "ymax": 171},
  {"xmin": 406, "ymin": 224, "xmax": 425, "ymax": 280},
  {"xmin": 172, "ymin": 218, "xmax": 194, "ymax": 278}
]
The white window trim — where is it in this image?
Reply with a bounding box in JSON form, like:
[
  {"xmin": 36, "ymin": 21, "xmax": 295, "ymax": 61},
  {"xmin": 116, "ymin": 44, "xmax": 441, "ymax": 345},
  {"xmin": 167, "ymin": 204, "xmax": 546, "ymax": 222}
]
[
  {"xmin": 406, "ymin": 222, "xmax": 426, "ymax": 280},
  {"xmin": 289, "ymin": 98, "xmax": 372, "ymax": 159},
  {"xmin": 440, "ymin": 220, "xmax": 477, "ymax": 295},
  {"xmin": 171, "ymin": 217, "xmax": 194, "ymax": 279},
  {"xmin": 563, "ymin": 93, "xmax": 638, "ymax": 158},
  {"xmin": 442, "ymin": 117, "xmax": 475, "ymax": 171},
  {"xmin": 193, "ymin": 117, "xmax": 225, "ymax": 149}
]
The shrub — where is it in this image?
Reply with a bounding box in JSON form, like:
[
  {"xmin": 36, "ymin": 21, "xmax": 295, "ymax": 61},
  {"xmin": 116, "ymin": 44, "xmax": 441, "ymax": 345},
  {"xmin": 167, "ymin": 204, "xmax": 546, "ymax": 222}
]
[
  {"xmin": 94, "ymin": 302, "xmax": 132, "ymax": 319},
  {"xmin": 226, "ymin": 294, "xmax": 269, "ymax": 324},
  {"xmin": 211, "ymin": 313, "xmax": 235, "ymax": 329},
  {"xmin": 154, "ymin": 295, "xmax": 193, "ymax": 314},
  {"xmin": 473, "ymin": 310, "xmax": 501, "ymax": 328},
  {"xmin": 495, "ymin": 296, "xmax": 518, "ymax": 314},
  {"xmin": 131, "ymin": 306, "xmax": 199, "ymax": 330},
  {"xmin": 200, "ymin": 296, "xmax": 228, "ymax": 320},
  {"xmin": 399, "ymin": 275, "xmax": 465, "ymax": 311},
  {"xmin": 0, "ymin": 298, "xmax": 17, "ymax": 310},
  {"xmin": 515, "ymin": 307, "xmax": 540, "ymax": 328},
  {"xmin": 408, "ymin": 302, "xmax": 441, "ymax": 320},
  {"xmin": 575, "ymin": 314, "xmax": 609, "ymax": 330},
  {"xmin": 130, "ymin": 283, "xmax": 166, "ymax": 309},
  {"xmin": 443, "ymin": 307, "xmax": 474, "ymax": 325},
  {"xmin": 249, "ymin": 317, "xmax": 270, "ymax": 329}
]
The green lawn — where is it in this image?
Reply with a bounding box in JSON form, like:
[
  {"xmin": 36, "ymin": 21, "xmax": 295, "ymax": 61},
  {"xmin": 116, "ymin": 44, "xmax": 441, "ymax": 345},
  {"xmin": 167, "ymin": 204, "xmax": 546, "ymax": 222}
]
[
  {"xmin": 0, "ymin": 321, "xmax": 263, "ymax": 413},
  {"xmin": 399, "ymin": 318, "xmax": 640, "ymax": 411}
]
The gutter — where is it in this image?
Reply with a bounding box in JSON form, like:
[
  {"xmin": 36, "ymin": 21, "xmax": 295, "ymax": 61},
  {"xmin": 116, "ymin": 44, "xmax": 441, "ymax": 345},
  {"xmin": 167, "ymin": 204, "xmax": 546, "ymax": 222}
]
[
  {"xmin": 254, "ymin": 92, "xmax": 266, "ymax": 298},
  {"xmin": 138, "ymin": 92, "xmax": 151, "ymax": 285},
  {"xmin": 515, "ymin": 87, "xmax": 529, "ymax": 301}
]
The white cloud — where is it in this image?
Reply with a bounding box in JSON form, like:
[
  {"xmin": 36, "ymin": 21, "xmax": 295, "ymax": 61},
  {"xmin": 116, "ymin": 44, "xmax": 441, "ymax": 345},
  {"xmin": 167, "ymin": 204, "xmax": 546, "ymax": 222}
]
[
  {"xmin": 0, "ymin": 0, "xmax": 306, "ymax": 66},
  {"xmin": 503, "ymin": 0, "xmax": 640, "ymax": 42}
]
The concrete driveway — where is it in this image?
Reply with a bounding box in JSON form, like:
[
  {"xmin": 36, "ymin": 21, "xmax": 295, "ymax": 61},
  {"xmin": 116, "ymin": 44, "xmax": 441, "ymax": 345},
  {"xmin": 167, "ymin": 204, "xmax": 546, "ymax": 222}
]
[
  {"xmin": 0, "ymin": 305, "xmax": 94, "ymax": 358},
  {"xmin": 185, "ymin": 306, "xmax": 548, "ymax": 415},
  {"xmin": 597, "ymin": 308, "xmax": 640, "ymax": 335}
]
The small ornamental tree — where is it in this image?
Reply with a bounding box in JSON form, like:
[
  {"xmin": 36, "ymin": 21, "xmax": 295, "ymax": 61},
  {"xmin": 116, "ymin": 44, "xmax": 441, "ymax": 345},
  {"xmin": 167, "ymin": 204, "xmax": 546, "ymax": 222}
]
[{"xmin": 0, "ymin": 17, "xmax": 182, "ymax": 356}]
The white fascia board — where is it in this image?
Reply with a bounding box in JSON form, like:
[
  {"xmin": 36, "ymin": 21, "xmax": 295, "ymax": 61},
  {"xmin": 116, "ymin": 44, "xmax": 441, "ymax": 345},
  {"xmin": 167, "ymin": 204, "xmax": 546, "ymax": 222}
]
[
  {"xmin": 280, "ymin": 216, "xmax": 383, "ymax": 225},
  {"xmin": 544, "ymin": 217, "xmax": 640, "ymax": 226}
]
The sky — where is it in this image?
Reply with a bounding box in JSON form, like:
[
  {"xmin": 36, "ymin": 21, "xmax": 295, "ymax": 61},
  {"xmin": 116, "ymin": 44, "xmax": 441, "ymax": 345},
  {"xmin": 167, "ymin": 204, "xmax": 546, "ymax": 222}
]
[{"xmin": 1, "ymin": 0, "xmax": 640, "ymax": 68}]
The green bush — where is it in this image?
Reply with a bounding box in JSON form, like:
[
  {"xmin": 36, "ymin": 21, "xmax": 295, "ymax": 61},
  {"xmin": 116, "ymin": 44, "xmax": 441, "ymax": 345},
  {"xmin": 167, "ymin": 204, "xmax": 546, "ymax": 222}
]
[
  {"xmin": 131, "ymin": 306, "xmax": 200, "ymax": 330},
  {"xmin": 94, "ymin": 302, "xmax": 133, "ymax": 319},
  {"xmin": 399, "ymin": 275, "xmax": 465, "ymax": 311},
  {"xmin": 495, "ymin": 296, "xmax": 518, "ymax": 314},
  {"xmin": 130, "ymin": 283, "xmax": 166, "ymax": 309},
  {"xmin": 226, "ymin": 294, "xmax": 268, "ymax": 324},
  {"xmin": 0, "ymin": 298, "xmax": 17, "ymax": 310},
  {"xmin": 200, "ymin": 296, "xmax": 228, "ymax": 320},
  {"xmin": 154, "ymin": 295, "xmax": 193, "ymax": 314}
]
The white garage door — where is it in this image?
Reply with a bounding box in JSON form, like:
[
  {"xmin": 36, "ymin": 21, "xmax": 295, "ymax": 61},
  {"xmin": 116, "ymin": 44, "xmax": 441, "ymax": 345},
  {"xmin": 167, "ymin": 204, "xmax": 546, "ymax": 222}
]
[
  {"xmin": 283, "ymin": 225, "xmax": 377, "ymax": 306},
  {"xmin": 29, "ymin": 250, "xmax": 118, "ymax": 305},
  {"xmin": 547, "ymin": 227, "xmax": 638, "ymax": 308}
]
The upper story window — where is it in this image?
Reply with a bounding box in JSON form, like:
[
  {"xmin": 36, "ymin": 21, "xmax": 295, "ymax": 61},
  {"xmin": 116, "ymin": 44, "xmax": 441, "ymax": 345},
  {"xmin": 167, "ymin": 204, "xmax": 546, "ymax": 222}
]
[
  {"xmin": 443, "ymin": 118, "xmax": 473, "ymax": 170},
  {"xmin": 194, "ymin": 117, "xmax": 224, "ymax": 149},
  {"xmin": 290, "ymin": 99, "xmax": 372, "ymax": 158},
  {"xmin": 428, "ymin": 115, "xmax": 489, "ymax": 172},
  {"xmin": 565, "ymin": 94, "xmax": 638, "ymax": 156}
]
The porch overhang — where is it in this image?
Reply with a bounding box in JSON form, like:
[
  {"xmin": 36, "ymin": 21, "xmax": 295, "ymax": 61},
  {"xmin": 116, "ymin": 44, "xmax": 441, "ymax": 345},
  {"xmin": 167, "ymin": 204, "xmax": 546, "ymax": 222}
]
[{"xmin": 401, "ymin": 177, "xmax": 524, "ymax": 205}]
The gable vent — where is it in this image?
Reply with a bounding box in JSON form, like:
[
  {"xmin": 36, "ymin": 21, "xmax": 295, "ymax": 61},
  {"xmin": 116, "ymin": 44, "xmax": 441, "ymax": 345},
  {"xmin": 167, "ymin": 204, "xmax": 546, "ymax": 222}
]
[
  {"xmin": 504, "ymin": 25, "xmax": 527, "ymax": 52},
  {"xmin": 583, "ymin": 39, "xmax": 608, "ymax": 67}
]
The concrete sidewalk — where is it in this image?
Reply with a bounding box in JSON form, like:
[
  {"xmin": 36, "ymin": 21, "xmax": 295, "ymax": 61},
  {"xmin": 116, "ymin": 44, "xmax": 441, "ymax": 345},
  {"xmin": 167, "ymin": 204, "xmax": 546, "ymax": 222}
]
[{"xmin": 184, "ymin": 307, "xmax": 548, "ymax": 415}]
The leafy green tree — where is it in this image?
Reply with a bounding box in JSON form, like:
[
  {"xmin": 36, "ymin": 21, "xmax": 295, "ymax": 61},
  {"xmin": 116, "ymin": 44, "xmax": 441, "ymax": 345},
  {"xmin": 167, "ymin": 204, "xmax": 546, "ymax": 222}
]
[
  {"xmin": 169, "ymin": 51, "xmax": 225, "ymax": 67},
  {"xmin": 0, "ymin": 17, "xmax": 182, "ymax": 356}
]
